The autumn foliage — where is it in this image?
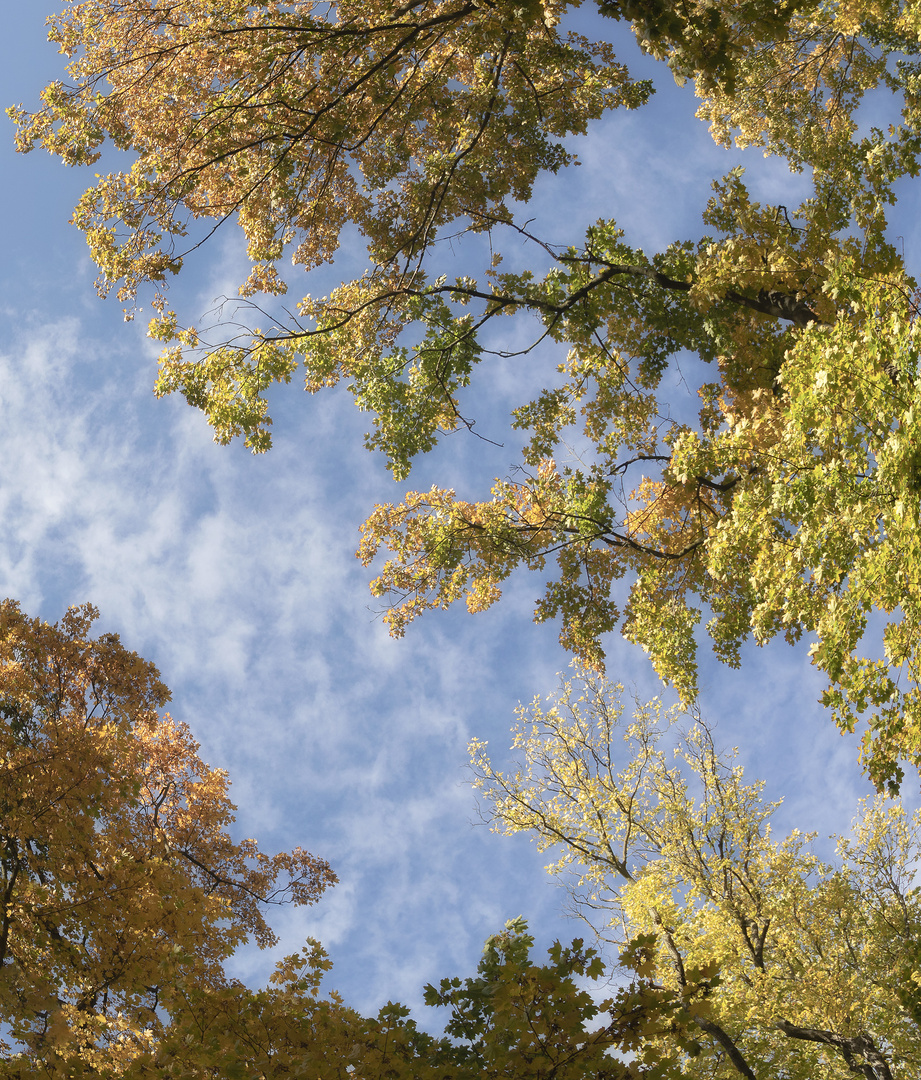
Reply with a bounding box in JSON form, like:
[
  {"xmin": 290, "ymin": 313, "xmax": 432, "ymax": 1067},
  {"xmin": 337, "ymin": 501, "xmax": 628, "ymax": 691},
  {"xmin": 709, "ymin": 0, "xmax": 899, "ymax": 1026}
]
[
  {"xmin": 0, "ymin": 600, "xmax": 333, "ymax": 1075},
  {"xmin": 15, "ymin": 0, "xmax": 921, "ymax": 787},
  {"xmin": 472, "ymin": 668, "xmax": 921, "ymax": 1080}
]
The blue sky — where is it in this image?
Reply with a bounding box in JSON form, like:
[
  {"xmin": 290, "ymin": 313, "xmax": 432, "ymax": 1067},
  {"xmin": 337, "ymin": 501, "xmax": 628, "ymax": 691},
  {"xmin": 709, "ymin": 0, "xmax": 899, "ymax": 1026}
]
[{"xmin": 1, "ymin": 3, "xmax": 912, "ymax": 1026}]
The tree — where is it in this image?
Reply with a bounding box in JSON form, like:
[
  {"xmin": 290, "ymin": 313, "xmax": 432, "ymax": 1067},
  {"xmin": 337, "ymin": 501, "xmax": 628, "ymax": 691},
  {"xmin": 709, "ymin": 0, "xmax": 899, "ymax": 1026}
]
[
  {"xmin": 13, "ymin": 0, "xmax": 921, "ymax": 786},
  {"xmin": 127, "ymin": 916, "xmax": 704, "ymax": 1080},
  {"xmin": 470, "ymin": 667, "xmax": 921, "ymax": 1080},
  {"xmin": 0, "ymin": 599, "xmax": 334, "ymax": 1078},
  {"xmin": 417, "ymin": 916, "xmax": 705, "ymax": 1080}
]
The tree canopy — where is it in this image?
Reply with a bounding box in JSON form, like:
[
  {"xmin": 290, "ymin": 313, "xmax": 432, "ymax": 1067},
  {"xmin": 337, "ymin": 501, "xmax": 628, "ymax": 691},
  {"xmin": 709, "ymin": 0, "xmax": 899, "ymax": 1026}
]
[
  {"xmin": 471, "ymin": 667, "xmax": 921, "ymax": 1080},
  {"xmin": 13, "ymin": 0, "xmax": 921, "ymax": 787},
  {"xmin": 143, "ymin": 916, "xmax": 703, "ymax": 1080},
  {"xmin": 0, "ymin": 599, "xmax": 334, "ymax": 1077}
]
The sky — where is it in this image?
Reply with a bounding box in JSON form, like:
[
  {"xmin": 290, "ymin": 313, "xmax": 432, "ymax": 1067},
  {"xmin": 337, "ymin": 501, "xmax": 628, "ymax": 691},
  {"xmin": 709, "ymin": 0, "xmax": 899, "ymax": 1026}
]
[{"xmin": 1, "ymin": 3, "xmax": 916, "ymax": 1028}]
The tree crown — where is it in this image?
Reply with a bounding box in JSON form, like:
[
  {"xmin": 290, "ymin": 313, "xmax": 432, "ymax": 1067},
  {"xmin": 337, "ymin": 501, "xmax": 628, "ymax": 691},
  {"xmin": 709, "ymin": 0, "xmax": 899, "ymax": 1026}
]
[{"xmin": 0, "ymin": 600, "xmax": 334, "ymax": 1074}]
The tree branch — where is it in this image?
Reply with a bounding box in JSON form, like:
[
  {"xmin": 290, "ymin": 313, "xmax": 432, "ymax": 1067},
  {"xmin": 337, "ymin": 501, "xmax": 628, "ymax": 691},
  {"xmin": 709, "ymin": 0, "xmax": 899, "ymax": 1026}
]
[
  {"xmin": 695, "ymin": 1016, "xmax": 761, "ymax": 1080},
  {"xmin": 775, "ymin": 1019, "xmax": 894, "ymax": 1080}
]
